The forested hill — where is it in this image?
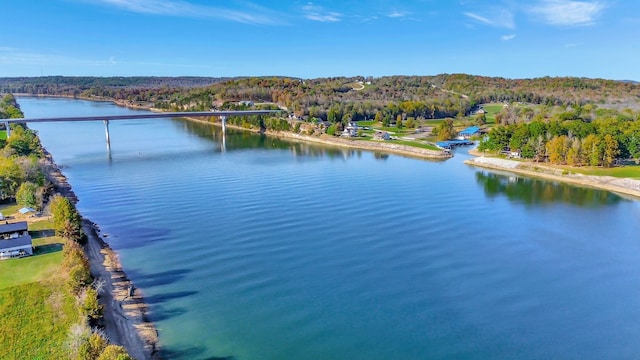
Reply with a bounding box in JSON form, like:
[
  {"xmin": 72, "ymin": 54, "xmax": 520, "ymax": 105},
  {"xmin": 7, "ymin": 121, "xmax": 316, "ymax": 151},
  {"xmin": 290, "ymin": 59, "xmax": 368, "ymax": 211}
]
[
  {"xmin": 2, "ymin": 74, "xmax": 639, "ymax": 120},
  {"xmin": 0, "ymin": 76, "xmax": 235, "ymax": 94},
  {"xmin": 436, "ymin": 74, "xmax": 640, "ymax": 107}
]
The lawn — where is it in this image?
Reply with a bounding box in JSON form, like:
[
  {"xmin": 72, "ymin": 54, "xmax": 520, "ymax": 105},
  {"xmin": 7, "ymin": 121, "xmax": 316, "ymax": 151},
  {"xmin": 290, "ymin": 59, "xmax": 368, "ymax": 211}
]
[
  {"xmin": 0, "ymin": 131, "xmax": 6, "ymax": 140},
  {"xmin": 0, "ymin": 202, "xmax": 22, "ymax": 218},
  {"xmin": 0, "ymin": 251, "xmax": 63, "ymax": 289},
  {"xmin": 0, "ymin": 279, "xmax": 80, "ymax": 360},
  {"xmin": 0, "ymin": 215, "xmax": 76, "ymax": 360},
  {"xmin": 0, "ymin": 216, "xmax": 63, "ymax": 289},
  {"xmin": 567, "ymin": 165, "xmax": 640, "ymax": 179}
]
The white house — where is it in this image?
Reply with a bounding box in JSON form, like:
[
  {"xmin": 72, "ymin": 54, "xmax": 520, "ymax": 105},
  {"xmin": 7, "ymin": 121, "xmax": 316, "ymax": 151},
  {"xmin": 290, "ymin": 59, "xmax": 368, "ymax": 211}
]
[
  {"xmin": 341, "ymin": 121, "xmax": 359, "ymax": 137},
  {"xmin": 0, "ymin": 221, "xmax": 33, "ymax": 259}
]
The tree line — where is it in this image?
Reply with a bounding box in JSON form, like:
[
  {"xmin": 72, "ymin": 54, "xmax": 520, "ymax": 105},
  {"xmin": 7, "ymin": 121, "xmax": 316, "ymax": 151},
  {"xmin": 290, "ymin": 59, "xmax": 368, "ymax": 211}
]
[{"xmin": 479, "ymin": 115, "xmax": 640, "ymax": 167}]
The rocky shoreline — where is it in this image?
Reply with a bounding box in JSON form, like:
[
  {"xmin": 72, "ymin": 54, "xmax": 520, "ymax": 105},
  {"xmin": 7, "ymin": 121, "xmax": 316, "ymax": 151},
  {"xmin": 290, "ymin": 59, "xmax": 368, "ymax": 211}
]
[{"xmin": 41, "ymin": 147, "xmax": 159, "ymax": 359}]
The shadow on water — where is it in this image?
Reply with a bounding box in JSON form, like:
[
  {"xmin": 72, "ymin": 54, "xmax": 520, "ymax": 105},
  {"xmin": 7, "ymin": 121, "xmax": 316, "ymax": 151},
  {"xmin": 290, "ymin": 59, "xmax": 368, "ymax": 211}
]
[
  {"xmin": 161, "ymin": 345, "xmax": 236, "ymax": 360},
  {"xmin": 108, "ymin": 226, "xmax": 172, "ymax": 250},
  {"xmin": 149, "ymin": 305, "xmax": 188, "ymax": 322},
  {"xmin": 145, "ymin": 290, "xmax": 199, "ymax": 305},
  {"xmin": 475, "ymin": 170, "xmax": 625, "ymax": 207},
  {"xmin": 127, "ymin": 268, "xmax": 192, "ymax": 288}
]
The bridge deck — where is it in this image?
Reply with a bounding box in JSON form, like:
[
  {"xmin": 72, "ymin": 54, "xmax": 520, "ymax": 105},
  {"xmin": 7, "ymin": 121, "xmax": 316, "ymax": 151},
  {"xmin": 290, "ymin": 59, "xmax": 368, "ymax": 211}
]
[{"xmin": 7, "ymin": 110, "xmax": 278, "ymax": 123}]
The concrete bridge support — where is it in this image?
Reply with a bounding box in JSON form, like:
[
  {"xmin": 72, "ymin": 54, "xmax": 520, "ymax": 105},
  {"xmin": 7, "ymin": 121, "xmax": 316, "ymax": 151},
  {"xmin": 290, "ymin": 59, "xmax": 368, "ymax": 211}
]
[
  {"xmin": 221, "ymin": 116, "xmax": 227, "ymax": 133},
  {"xmin": 103, "ymin": 120, "xmax": 111, "ymax": 150},
  {"xmin": 3, "ymin": 122, "xmax": 10, "ymax": 138}
]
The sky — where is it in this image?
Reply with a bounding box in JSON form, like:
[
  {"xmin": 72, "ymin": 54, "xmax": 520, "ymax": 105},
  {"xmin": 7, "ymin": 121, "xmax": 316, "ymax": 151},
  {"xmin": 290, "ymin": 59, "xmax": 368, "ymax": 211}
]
[{"xmin": 1, "ymin": 0, "xmax": 639, "ymax": 80}]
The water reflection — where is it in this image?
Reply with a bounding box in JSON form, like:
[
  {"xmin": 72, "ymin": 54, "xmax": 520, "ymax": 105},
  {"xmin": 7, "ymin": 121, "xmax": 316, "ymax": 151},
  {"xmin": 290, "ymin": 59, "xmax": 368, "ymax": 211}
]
[
  {"xmin": 175, "ymin": 118, "xmax": 365, "ymax": 160},
  {"xmin": 475, "ymin": 171, "xmax": 624, "ymax": 206}
]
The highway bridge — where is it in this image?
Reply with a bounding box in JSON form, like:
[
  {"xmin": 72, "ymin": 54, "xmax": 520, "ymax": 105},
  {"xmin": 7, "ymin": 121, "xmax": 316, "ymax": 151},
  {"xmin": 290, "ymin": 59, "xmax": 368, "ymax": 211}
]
[{"xmin": 5, "ymin": 110, "xmax": 280, "ymax": 149}]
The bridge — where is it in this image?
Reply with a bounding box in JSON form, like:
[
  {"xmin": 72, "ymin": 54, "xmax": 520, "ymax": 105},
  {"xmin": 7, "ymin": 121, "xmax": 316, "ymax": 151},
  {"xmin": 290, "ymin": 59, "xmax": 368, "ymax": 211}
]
[{"xmin": 5, "ymin": 110, "xmax": 279, "ymax": 150}]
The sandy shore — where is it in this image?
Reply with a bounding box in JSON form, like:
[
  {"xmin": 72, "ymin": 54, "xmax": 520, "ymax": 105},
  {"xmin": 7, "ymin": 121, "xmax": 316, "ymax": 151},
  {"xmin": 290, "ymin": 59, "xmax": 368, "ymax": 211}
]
[
  {"xmin": 41, "ymin": 148, "xmax": 159, "ymax": 359},
  {"xmin": 464, "ymin": 155, "xmax": 640, "ymax": 199}
]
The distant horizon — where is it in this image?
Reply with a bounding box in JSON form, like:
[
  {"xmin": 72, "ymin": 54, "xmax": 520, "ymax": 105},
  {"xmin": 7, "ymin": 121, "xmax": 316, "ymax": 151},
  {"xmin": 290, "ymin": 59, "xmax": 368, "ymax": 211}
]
[
  {"xmin": 0, "ymin": 73, "xmax": 638, "ymax": 83},
  {"xmin": 3, "ymin": 1, "xmax": 639, "ymax": 81}
]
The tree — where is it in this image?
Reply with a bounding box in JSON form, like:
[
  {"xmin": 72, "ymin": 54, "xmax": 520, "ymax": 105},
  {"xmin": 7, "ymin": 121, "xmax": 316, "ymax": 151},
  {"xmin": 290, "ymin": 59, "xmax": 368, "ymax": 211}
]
[
  {"xmin": 405, "ymin": 117, "xmax": 415, "ymax": 129},
  {"xmin": 51, "ymin": 195, "xmax": 84, "ymax": 242},
  {"xmin": 374, "ymin": 111, "xmax": 383, "ymax": 124},
  {"xmin": 97, "ymin": 345, "xmax": 133, "ymax": 360},
  {"xmin": 545, "ymin": 135, "xmax": 570, "ymax": 164},
  {"xmin": 16, "ymin": 181, "xmax": 39, "ymax": 209},
  {"xmin": 602, "ymin": 134, "xmax": 620, "ymax": 167},
  {"xmin": 0, "ymin": 157, "xmax": 25, "ymax": 199},
  {"xmin": 78, "ymin": 332, "xmax": 108, "ymax": 360},
  {"xmin": 432, "ymin": 119, "xmax": 456, "ymax": 141},
  {"xmin": 581, "ymin": 134, "xmax": 602, "ymax": 166},
  {"xmin": 396, "ymin": 115, "xmax": 403, "ymax": 129},
  {"xmin": 566, "ymin": 137, "xmax": 582, "ymax": 166},
  {"xmin": 82, "ymin": 288, "xmax": 104, "ymax": 320},
  {"xmin": 326, "ymin": 124, "xmax": 337, "ymax": 136},
  {"xmin": 474, "ymin": 113, "xmax": 486, "ymax": 126}
]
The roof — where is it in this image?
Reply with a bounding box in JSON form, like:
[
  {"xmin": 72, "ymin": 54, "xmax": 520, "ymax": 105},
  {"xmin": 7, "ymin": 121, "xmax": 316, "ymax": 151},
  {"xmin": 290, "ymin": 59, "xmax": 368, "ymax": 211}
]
[
  {"xmin": 18, "ymin": 207, "xmax": 36, "ymax": 214},
  {"xmin": 459, "ymin": 126, "xmax": 480, "ymax": 135},
  {"xmin": 0, "ymin": 221, "xmax": 28, "ymax": 234},
  {"xmin": 0, "ymin": 234, "xmax": 32, "ymax": 250}
]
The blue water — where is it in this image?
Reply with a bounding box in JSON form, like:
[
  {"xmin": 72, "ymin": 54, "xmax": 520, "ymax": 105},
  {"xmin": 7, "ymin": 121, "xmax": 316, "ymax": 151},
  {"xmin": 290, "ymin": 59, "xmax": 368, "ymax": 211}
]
[{"xmin": 20, "ymin": 97, "xmax": 640, "ymax": 359}]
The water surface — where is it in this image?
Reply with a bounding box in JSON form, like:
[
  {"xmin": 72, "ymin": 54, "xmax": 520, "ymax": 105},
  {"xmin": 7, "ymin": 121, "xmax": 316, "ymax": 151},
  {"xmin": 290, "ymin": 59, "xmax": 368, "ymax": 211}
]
[{"xmin": 20, "ymin": 97, "xmax": 640, "ymax": 360}]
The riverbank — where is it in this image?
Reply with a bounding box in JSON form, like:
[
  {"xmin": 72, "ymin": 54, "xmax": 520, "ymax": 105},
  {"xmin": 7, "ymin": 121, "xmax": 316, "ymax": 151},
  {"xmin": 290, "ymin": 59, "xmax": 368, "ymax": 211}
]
[
  {"xmin": 41, "ymin": 148, "xmax": 159, "ymax": 359},
  {"xmin": 182, "ymin": 115, "xmax": 452, "ymax": 161},
  {"xmin": 464, "ymin": 153, "xmax": 640, "ymax": 199}
]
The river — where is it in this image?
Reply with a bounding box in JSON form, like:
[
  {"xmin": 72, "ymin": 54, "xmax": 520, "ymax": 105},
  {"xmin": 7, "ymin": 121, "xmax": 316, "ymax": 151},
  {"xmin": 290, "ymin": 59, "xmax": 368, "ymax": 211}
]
[{"xmin": 19, "ymin": 97, "xmax": 640, "ymax": 359}]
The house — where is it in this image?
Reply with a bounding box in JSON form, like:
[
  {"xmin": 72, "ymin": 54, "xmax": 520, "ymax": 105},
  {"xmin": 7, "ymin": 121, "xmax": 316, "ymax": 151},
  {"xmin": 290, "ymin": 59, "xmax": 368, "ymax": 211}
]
[
  {"xmin": 0, "ymin": 221, "xmax": 33, "ymax": 259},
  {"xmin": 457, "ymin": 126, "xmax": 480, "ymax": 140},
  {"xmin": 373, "ymin": 131, "xmax": 390, "ymax": 141},
  {"xmin": 341, "ymin": 122, "xmax": 359, "ymax": 137}
]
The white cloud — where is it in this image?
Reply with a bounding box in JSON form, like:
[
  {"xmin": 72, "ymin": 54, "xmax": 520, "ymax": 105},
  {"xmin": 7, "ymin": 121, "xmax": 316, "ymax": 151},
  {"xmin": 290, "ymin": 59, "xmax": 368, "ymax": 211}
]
[
  {"xmin": 387, "ymin": 10, "xmax": 409, "ymax": 18},
  {"xmin": 529, "ymin": 0, "xmax": 606, "ymax": 26},
  {"xmin": 501, "ymin": 34, "xmax": 517, "ymax": 41},
  {"xmin": 302, "ymin": 3, "xmax": 342, "ymax": 22},
  {"xmin": 90, "ymin": 0, "xmax": 279, "ymax": 25},
  {"xmin": 464, "ymin": 9, "xmax": 515, "ymax": 29}
]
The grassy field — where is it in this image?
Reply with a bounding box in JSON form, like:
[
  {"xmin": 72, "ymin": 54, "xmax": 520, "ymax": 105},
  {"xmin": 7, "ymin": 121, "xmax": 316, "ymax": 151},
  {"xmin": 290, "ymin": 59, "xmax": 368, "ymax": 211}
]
[
  {"xmin": 566, "ymin": 165, "xmax": 640, "ymax": 179},
  {"xmin": 0, "ymin": 279, "xmax": 80, "ymax": 359},
  {"xmin": 0, "ymin": 215, "xmax": 78, "ymax": 359},
  {"xmin": 0, "ymin": 131, "xmax": 6, "ymax": 140}
]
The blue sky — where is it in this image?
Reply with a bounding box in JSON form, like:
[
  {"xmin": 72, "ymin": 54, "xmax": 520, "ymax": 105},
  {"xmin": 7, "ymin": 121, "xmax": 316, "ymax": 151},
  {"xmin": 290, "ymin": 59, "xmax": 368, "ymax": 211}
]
[{"xmin": 1, "ymin": 0, "xmax": 639, "ymax": 80}]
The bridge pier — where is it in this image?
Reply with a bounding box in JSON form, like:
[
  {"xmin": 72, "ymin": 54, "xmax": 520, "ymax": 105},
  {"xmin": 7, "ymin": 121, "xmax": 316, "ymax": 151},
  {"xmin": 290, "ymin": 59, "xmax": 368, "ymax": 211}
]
[
  {"xmin": 3, "ymin": 122, "xmax": 10, "ymax": 138},
  {"xmin": 103, "ymin": 120, "xmax": 111, "ymax": 150},
  {"xmin": 221, "ymin": 116, "xmax": 227, "ymax": 133}
]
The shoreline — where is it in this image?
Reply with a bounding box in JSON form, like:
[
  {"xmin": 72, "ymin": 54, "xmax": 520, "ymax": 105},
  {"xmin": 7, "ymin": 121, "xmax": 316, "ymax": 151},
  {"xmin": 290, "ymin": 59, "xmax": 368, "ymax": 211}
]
[
  {"xmin": 181, "ymin": 115, "xmax": 452, "ymax": 161},
  {"xmin": 41, "ymin": 148, "xmax": 159, "ymax": 359},
  {"xmin": 464, "ymin": 153, "xmax": 640, "ymax": 199}
]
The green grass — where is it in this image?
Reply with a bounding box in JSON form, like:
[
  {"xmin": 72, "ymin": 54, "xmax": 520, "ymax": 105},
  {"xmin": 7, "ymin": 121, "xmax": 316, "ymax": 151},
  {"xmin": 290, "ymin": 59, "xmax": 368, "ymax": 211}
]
[
  {"xmin": 0, "ymin": 215, "xmax": 75, "ymax": 360},
  {"xmin": 0, "ymin": 279, "xmax": 80, "ymax": 360},
  {"xmin": 567, "ymin": 165, "xmax": 640, "ymax": 179},
  {"xmin": 0, "ymin": 202, "xmax": 22, "ymax": 218},
  {"xmin": 0, "ymin": 251, "xmax": 63, "ymax": 289},
  {"xmin": 0, "ymin": 131, "xmax": 6, "ymax": 140},
  {"xmin": 390, "ymin": 140, "xmax": 441, "ymax": 151},
  {"xmin": 356, "ymin": 120, "xmax": 376, "ymax": 126}
]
